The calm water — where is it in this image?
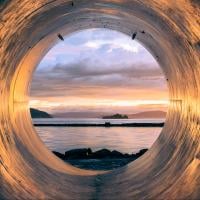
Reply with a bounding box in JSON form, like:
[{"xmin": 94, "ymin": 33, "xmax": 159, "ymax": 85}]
[
  {"xmin": 35, "ymin": 118, "xmax": 163, "ymax": 154},
  {"xmin": 33, "ymin": 118, "xmax": 164, "ymax": 124}
]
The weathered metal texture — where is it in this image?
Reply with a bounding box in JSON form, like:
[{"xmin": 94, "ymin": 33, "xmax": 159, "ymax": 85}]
[{"xmin": 0, "ymin": 0, "xmax": 199, "ymax": 199}]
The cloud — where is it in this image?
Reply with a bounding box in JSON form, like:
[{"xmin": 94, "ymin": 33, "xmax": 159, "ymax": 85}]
[
  {"xmin": 84, "ymin": 39, "xmax": 139, "ymax": 53},
  {"xmin": 38, "ymin": 28, "xmax": 152, "ymax": 69},
  {"xmin": 30, "ymin": 28, "xmax": 168, "ymax": 113},
  {"xmin": 30, "ymin": 60, "xmax": 167, "ymax": 99}
]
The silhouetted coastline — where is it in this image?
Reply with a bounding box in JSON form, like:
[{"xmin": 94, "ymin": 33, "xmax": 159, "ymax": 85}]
[{"xmin": 53, "ymin": 148, "xmax": 148, "ymax": 170}]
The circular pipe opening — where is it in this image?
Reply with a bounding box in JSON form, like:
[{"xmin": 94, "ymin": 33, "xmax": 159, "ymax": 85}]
[
  {"xmin": 0, "ymin": 1, "xmax": 199, "ymax": 199},
  {"xmin": 29, "ymin": 28, "xmax": 169, "ymax": 171}
]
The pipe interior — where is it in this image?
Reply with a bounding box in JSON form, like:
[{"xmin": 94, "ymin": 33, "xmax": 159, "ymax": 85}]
[{"xmin": 0, "ymin": 1, "xmax": 199, "ymax": 199}]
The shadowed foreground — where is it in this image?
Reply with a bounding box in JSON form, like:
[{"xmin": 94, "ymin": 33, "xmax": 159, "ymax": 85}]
[{"xmin": 53, "ymin": 148, "xmax": 148, "ymax": 170}]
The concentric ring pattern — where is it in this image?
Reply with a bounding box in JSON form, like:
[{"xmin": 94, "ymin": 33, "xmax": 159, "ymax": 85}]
[{"xmin": 0, "ymin": 1, "xmax": 199, "ymax": 199}]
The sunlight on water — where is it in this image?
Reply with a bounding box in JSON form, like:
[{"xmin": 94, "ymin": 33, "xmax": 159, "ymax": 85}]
[{"xmin": 36, "ymin": 126, "xmax": 161, "ymax": 154}]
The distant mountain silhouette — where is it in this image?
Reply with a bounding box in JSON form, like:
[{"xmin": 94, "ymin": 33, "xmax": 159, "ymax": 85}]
[
  {"xmin": 52, "ymin": 110, "xmax": 166, "ymax": 119},
  {"xmin": 53, "ymin": 112, "xmax": 111, "ymax": 118},
  {"xmin": 30, "ymin": 108, "xmax": 52, "ymax": 118},
  {"xmin": 128, "ymin": 111, "xmax": 166, "ymax": 119}
]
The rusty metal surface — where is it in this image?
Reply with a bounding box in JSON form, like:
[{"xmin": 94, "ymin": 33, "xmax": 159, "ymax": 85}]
[{"xmin": 0, "ymin": 0, "xmax": 199, "ymax": 199}]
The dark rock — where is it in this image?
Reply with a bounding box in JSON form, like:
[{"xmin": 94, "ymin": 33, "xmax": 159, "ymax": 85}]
[
  {"xmin": 52, "ymin": 151, "xmax": 65, "ymax": 159},
  {"xmin": 53, "ymin": 148, "xmax": 149, "ymax": 170},
  {"xmin": 65, "ymin": 148, "xmax": 92, "ymax": 159},
  {"xmin": 111, "ymin": 150, "xmax": 124, "ymax": 158},
  {"xmin": 124, "ymin": 153, "xmax": 131, "ymax": 158},
  {"xmin": 134, "ymin": 148, "xmax": 148, "ymax": 158},
  {"xmin": 92, "ymin": 149, "xmax": 111, "ymax": 159}
]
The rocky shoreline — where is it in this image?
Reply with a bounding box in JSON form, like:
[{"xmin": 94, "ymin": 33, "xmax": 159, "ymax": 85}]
[{"xmin": 53, "ymin": 148, "xmax": 148, "ymax": 170}]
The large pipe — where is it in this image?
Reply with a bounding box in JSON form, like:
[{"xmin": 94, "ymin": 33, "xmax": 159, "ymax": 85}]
[{"xmin": 0, "ymin": 0, "xmax": 199, "ymax": 199}]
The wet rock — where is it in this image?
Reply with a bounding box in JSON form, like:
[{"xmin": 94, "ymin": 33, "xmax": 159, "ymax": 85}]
[
  {"xmin": 124, "ymin": 153, "xmax": 131, "ymax": 158},
  {"xmin": 111, "ymin": 150, "xmax": 124, "ymax": 158},
  {"xmin": 92, "ymin": 149, "xmax": 111, "ymax": 159},
  {"xmin": 134, "ymin": 148, "xmax": 148, "ymax": 158},
  {"xmin": 65, "ymin": 148, "xmax": 92, "ymax": 159},
  {"xmin": 52, "ymin": 151, "xmax": 65, "ymax": 159},
  {"xmin": 53, "ymin": 148, "xmax": 149, "ymax": 170}
]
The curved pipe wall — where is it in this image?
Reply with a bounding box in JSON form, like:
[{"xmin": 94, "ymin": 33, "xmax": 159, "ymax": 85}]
[{"xmin": 0, "ymin": 1, "xmax": 199, "ymax": 199}]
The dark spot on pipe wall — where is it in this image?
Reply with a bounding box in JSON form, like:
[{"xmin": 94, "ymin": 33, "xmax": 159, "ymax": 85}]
[
  {"xmin": 132, "ymin": 32, "xmax": 137, "ymax": 40},
  {"xmin": 57, "ymin": 33, "xmax": 64, "ymax": 41}
]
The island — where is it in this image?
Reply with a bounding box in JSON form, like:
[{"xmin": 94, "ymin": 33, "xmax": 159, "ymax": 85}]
[
  {"xmin": 102, "ymin": 113, "xmax": 128, "ymax": 119},
  {"xmin": 30, "ymin": 108, "xmax": 52, "ymax": 118}
]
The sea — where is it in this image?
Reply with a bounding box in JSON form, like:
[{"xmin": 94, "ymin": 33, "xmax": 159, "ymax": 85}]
[{"xmin": 33, "ymin": 118, "xmax": 164, "ymax": 154}]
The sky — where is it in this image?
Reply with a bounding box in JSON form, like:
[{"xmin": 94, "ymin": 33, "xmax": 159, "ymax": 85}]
[{"xmin": 29, "ymin": 28, "xmax": 168, "ymax": 115}]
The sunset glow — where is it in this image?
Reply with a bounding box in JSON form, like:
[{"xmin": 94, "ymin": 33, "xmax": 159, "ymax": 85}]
[{"xmin": 30, "ymin": 29, "xmax": 169, "ymax": 115}]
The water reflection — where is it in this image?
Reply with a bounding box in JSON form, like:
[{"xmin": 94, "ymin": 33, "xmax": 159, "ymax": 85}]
[{"xmin": 36, "ymin": 126, "xmax": 161, "ymax": 154}]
